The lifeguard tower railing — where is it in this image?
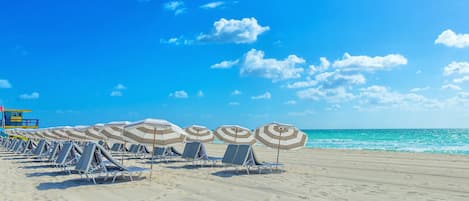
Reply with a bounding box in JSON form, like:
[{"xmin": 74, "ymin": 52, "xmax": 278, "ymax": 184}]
[{"xmin": 1, "ymin": 119, "xmax": 39, "ymax": 129}]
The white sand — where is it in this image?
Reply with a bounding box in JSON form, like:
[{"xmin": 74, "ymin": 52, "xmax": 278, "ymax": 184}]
[{"xmin": 1, "ymin": 144, "xmax": 469, "ymax": 201}]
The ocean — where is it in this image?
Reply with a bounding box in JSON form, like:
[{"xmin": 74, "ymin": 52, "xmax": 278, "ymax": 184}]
[{"xmin": 304, "ymin": 129, "xmax": 469, "ymax": 155}]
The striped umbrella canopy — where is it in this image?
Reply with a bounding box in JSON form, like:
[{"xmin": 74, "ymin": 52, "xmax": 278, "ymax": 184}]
[
  {"xmin": 22, "ymin": 129, "xmax": 35, "ymax": 138},
  {"xmin": 254, "ymin": 123, "xmax": 307, "ymax": 150},
  {"xmin": 64, "ymin": 126, "xmax": 92, "ymax": 141},
  {"xmin": 123, "ymin": 119, "xmax": 186, "ymax": 146},
  {"xmin": 123, "ymin": 118, "xmax": 187, "ymax": 180},
  {"xmin": 254, "ymin": 123, "xmax": 308, "ymax": 169},
  {"xmin": 50, "ymin": 127, "xmax": 73, "ymax": 140},
  {"xmin": 84, "ymin": 123, "xmax": 106, "ymax": 140},
  {"xmin": 33, "ymin": 130, "xmax": 47, "ymax": 139},
  {"xmin": 100, "ymin": 121, "xmax": 130, "ymax": 143},
  {"xmin": 184, "ymin": 125, "xmax": 214, "ymax": 143},
  {"xmin": 42, "ymin": 129, "xmax": 60, "ymax": 140},
  {"xmin": 213, "ymin": 125, "xmax": 256, "ymax": 145}
]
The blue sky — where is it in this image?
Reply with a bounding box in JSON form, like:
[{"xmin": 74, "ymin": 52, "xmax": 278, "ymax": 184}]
[{"xmin": 1, "ymin": 0, "xmax": 469, "ymax": 129}]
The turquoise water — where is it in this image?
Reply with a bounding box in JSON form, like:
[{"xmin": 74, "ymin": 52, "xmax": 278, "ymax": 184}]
[{"xmin": 304, "ymin": 129, "xmax": 469, "ymax": 155}]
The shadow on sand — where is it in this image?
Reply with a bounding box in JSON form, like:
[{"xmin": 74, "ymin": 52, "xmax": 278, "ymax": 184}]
[
  {"xmin": 36, "ymin": 176, "xmax": 147, "ymax": 190},
  {"xmin": 2, "ymin": 157, "xmax": 29, "ymax": 160},
  {"xmin": 15, "ymin": 160, "xmax": 46, "ymax": 164},
  {"xmin": 21, "ymin": 164, "xmax": 57, "ymax": 169},
  {"xmin": 26, "ymin": 171, "xmax": 70, "ymax": 177},
  {"xmin": 166, "ymin": 164, "xmax": 225, "ymax": 170},
  {"xmin": 211, "ymin": 169, "xmax": 286, "ymax": 178}
]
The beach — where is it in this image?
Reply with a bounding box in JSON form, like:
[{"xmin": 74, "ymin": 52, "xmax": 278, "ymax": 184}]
[{"xmin": 1, "ymin": 144, "xmax": 469, "ymax": 201}]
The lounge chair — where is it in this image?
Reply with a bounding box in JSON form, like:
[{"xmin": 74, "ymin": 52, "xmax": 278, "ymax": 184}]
[
  {"xmin": 75, "ymin": 142, "xmax": 150, "ymax": 184},
  {"xmin": 19, "ymin": 139, "xmax": 36, "ymax": 155},
  {"xmin": 181, "ymin": 142, "xmax": 221, "ymax": 166},
  {"xmin": 110, "ymin": 143, "xmax": 127, "ymax": 154},
  {"xmin": 13, "ymin": 140, "xmax": 25, "ymax": 153},
  {"xmin": 48, "ymin": 142, "xmax": 63, "ymax": 162},
  {"xmin": 32, "ymin": 139, "xmax": 50, "ymax": 158},
  {"xmin": 55, "ymin": 142, "xmax": 83, "ymax": 174},
  {"xmin": 128, "ymin": 144, "xmax": 149, "ymax": 158},
  {"xmin": 151, "ymin": 146, "xmax": 181, "ymax": 162},
  {"xmin": 7, "ymin": 139, "xmax": 19, "ymax": 151},
  {"xmin": 98, "ymin": 140, "xmax": 110, "ymax": 150},
  {"xmin": 223, "ymin": 144, "xmax": 281, "ymax": 174}
]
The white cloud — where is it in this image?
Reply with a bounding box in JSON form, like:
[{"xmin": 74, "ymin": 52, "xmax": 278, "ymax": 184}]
[
  {"xmin": 332, "ymin": 53, "xmax": 407, "ymax": 71},
  {"xmin": 200, "ymin": 1, "xmax": 225, "ymax": 9},
  {"xmin": 169, "ymin": 90, "xmax": 189, "ymax": 98},
  {"xmin": 325, "ymin": 104, "xmax": 341, "ymax": 111},
  {"xmin": 251, "ymin": 92, "xmax": 271, "ymax": 100},
  {"xmin": 110, "ymin": 91, "xmax": 123, "ymax": 97},
  {"xmin": 211, "ymin": 59, "xmax": 239, "ymax": 69},
  {"xmin": 416, "ymin": 70, "xmax": 422, "ymax": 74},
  {"xmin": 443, "ymin": 61, "xmax": 469, "ymax": 76},
  {"xmin": 231, "ymin": 90, "xmax": 242, "ymax": 95},
  {"xmin": 160, "ymin": 36, "xmax": 193, "ymax": 45},
  {"xmin": 164, "ymin": 1, "xmax": 186, "ymax": 15},
  {"xmin": 297, "ymin": 87, "xmax": 354, "ymax": 102},
  {"xmin": 286, "ymin": 79, "xmax": 317, "ymax": 89},
  {"xmin": 315, "ymin": 72, "xmax": 366, "ymax": 88},
  {"xmin": 309, "ymin": 57, "xmax": 330, "ymax": 74},
  {"xmin": 241, "ymin": 49, "xmax": 305, "ymax": 81},
  {"xmin": 228, "ymin": 102, "xmax": 240, "ymax": 106},
  {"xmin": 19, "ymin": 92, "xmax": 40, "ymax": 100},
  {"xmin": 358, "ymin": 85, "xmax": 442, "ymax": 110},
  {"xmin": 114, "ymin": 84, "xmax": 126, "ymax": 90},
  {"xmin": 435, "ymin": 29, "xmax": 469, "ymax": 48},
  {"xmin": 197, "ymin": 18, "xmax": 269, "ymax": 44},
  {"xmin": 441, "ymin": 84, "xmax": 461, "ymax": 91},
  {"xmin": 409, "ymin": 86, "xmax": 430, "ymax": 92},
  {"xmin": 197, "ymin": 90, "xmax": 204, "ymax": 97},
  {"xmin": 284, "ymin": 100, "xmax": 297, "ymax": 105},
  {"xmin": 454, "ymin": 76, "xmax": 469, "ymax": 83},
  {"xmin": 0, "ymin": 80, "xmax": 12, "ymax": 88}
]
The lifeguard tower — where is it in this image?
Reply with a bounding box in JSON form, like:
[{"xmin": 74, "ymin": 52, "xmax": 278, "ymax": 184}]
[{"xmin": 1, "ymin": 106, "xmax": 39, "ymax": 129}]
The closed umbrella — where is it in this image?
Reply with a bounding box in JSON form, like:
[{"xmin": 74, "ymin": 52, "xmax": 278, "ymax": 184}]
[
  {"xmin": 213, "ymin": 125, "xmax": 256, "ymax": 145},
  {"xmin": 254, "ymin": 123, "xmax": 308, "ymax": 169},
  {"xmin": 184, "ymin": 125, "xmax": 214, "ymax": 143}
]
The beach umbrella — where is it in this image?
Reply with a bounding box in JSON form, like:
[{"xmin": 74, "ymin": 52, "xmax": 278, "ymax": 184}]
[
  {"xmin": 254, "ymin": 122, "xmax": 308, "ymax": 169},
  {"xmin": 64, "ymin": 126, "xmax": 92, "ymax": 141},
  {"xmin": 33, "ymin": 130, "xmax": 46, "ymax": 139},
  {"xmin": 213, "ymin": 125, "xmax": 256, "ymax": 145},
  {"xmin": 51, "ymin": 127, "xmax": 73, "ymax": 140},
  {"xmin": 42, "ymin": 129, "xmax": 60, "ymax": 140},
  {"xmin": 101, "ymin": 121, "xmax": 132, "ymax": 165},
  {"xmin": 184, "ymin": 125, "xmax": 214, "ymax": 143},
  {"xmin": 84, "ymin": 123, "xmax": 106, "ymax": 140},
  {"xmin": 123, "ymin": 118, "xmax": 187, "ymax": 180},
  {"xmin": 100, "ymin": 121, "xmax": 130, "ymax": 144}
]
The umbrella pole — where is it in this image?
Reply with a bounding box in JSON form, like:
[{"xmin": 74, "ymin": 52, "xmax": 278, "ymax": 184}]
[
  {"xmin": 150, "ymin": 128, "xmax": 156, "ymax": 181},
  {"xmin": 121, "ymin": 141, "xmax": 126, "ymax": 165},
  {"xmin": 121, "ymin": 127, "xmax": 126, "ymax": 165},
  {"xmin": 276, "ymin": 130, "xmax": 282, "ymax": 171}
]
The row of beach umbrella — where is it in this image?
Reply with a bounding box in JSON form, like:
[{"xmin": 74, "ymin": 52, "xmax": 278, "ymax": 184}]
[{"xmin": 3, "ymin": 119, "xmax": 308, "ymax": 166}]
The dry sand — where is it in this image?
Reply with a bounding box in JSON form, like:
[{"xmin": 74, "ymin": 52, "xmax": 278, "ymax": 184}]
[{"xmin": 1, "ymin": 144, "xmax": 469, "ymax": 201}]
